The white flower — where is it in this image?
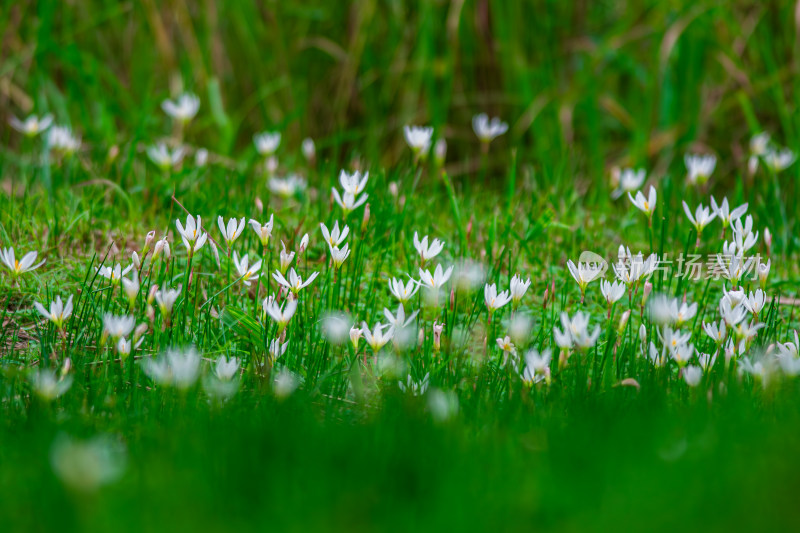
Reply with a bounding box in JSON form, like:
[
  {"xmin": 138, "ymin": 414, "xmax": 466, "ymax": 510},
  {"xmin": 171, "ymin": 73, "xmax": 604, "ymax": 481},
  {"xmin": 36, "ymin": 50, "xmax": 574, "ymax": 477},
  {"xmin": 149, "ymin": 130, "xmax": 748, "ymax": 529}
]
[
  {"xmin": 254, "ymin": 131, "xmax": 281, "ymax": 156},
  {"xmin": 217, "ymin": 216, "xmax": 246, "ymax": 247},
  {"xmin": 279, "ymin": 241, "xmax": 295, "ymax": 272},
  {"xmin": 383, "ymin": 304, "xmax": 419, "ymax": 329},
  {"xmin": 522, "ymin": 348, "xmax": 552, "ymax": 385},
  {"xmin": 122, "ymin": 272, "xmax": 139, "ymax": 303},
  {"xmin": 153, "ymin": 238, "xmax": 171, "ymax": 260},
  {"xmin": 47, "ymin": 126, "xmax": 81, "ymax": 154},
  {"xmin": 272, "ymin": 268, "xmax": 319, "ymax": 294},
  {"xmin": 758, "ymin": 260, "xmax": 770, "ymax": 288},
  {"xmin": 103, "ymin": 314, "xmax": 135, "ymax": 340},
  {"xmin": 509, "ymin": 275, "xmax": 531, "ymax": 306},
  {"xmin": 320, "ymin": 221, "xmax": 350, "ymax": 249},
  {"xmin": 96, "ymin": 263, "xmax": 133, "ymax": 285},
  {"xmin": 716, "ymin": 253, "xmax": 754, "ymax": 285},
  {"xmin": 268, "ymin": 339, "xmax": 289, "ymax": 361},
  {"xmin": 320, "ymin": 312, "xmax": 351, "ymax": 345},
  {"xmin": 684, "ymin": 154, "xmax": 716, "ymax": 186},
  {"xmin": 339, "ymin": 170, "xmax": 369, "ymax": 195},
  {"xmin": 232, "ymin": 252, "xmax": 262, "ymax": 286},
  {"xmin": 195, "ymin": 148, "xmax": 209, "ymax": 167},
  {"xmin": 330, "ymin": 244, "xmax": 351, "ymax": 269},
  {"xmin": 434, "ymin": 138, "xmax": 447, "ymax": 164},
  {"xmin": 350, "ymin": 325, "xmax": 363, "ymax": 349},
  {"xmin": 214, "ymin": 356, "xmax": 240, "ymax": 381},
  {"xmin": 763, "ymin": 148, "xmax": 796, "ymax": 173},
  {"xmin": 302, "ymin": 137, "xmax": 316, "ymax": 161},
  {"xmin": 361, "ymin": 321, "xmax": 394, "ymax": 352},
  {"xmin": 50, "ymin": 434, "xmax": 126, "ymax": 492},
  {"xmin": 611, "ymin": 168, "xmax": 646, "ymax": 198},
  {"xmin": 34, "ymin": 295, "xmax": 74, "ymax": 329},
  {"xmin": 272, "ymin": 369, "xmax": 300, "ymax": 398},
  {"xmin": 249, "ymin": 215, "xmax": 275, "ymax": 247},
  {"xmin": 398, "ymin": 373, "xmax": 430, "ymax": 396},
  {"xmin": 155, "ymin": 285, "xmax": 182, "ymax": 317},
  {"xmin": 418, "ymin": 264, "xmax": 454, "ymax": 290},
  {"xmin": 389, "ymin": 277, "xmax": 420, "ymax": 303},
  {"xmin": 566, "ymin": 259, "xmax": 603, "ymax": 293},
  {"xmin": 428, "ymin": 389, "xmax": 458, "ymax": 422},
  {"xmin": 710, "ymin": 197, "xmax": 747, "ymax": 229},
  {"xmin": 9, "ymin": 113, "xmax": 53, "ymax": 136},
  {"xmin": 556, "ymin": 311, "xmax": 600, "ymax": 351},
  {"xmin": 484, "ymin": 283, "xmax": 512, "ymax": 313},
  {"xmin": 161, "ymin": 93, "xmax": 200, "ymax": 122},
  {"xmin": 403, "ymin": 125, "xmax": 433, "ymax": 153},
  {"xmin": 268, "ymin": 175, "xmax": 306, "ymax": 197},
  {"xmin": 719, "ymin": 297, "xmax": 747, "ymax": 328},
  {"xmin": 472, "ymin": 113, "xmax": 508, "ymax": 142},
  {"xmin": 176, "ymin": 215, "xmax": 208, "ymax": 254},
  {"xmin": 683, "ymin": 365, "xmax": 703, "ymax": 387},
  {"xmin": 742, "ymin": 289, "xmax": 767, "ymax": 316},
  {"xmin": 628, "ymin": 186, "xmax": 657, "ymax": 217},
  {"xmin": 599, "ymin": 279, "xmax": 625, "ymax": 305},
  {"xmin": 263, "ymin": 297, "xmax": 297, "ymax": 330},
  {"xmin": 413, "ymin": 232, "xmax": 445, "ymax": 262},
  {"xmin": 703, "ymin": 320, "xmax": 727, "ymax": 344},
  {"xmin": 141, "ymin": 346, "xmax": 201, "ymax": 389},
  {"xmin": 682, "ymin": 201, "xmax": 717, "ymax": 234},
  {"xmin": 0, "ymin": 246, "xmax": 45, "ymax": 278},
  {"xmin": 331, "ymin": 189, "xmax": 368, "ymax": 214},
  {"xmin": 147, "ymin": 142, "xmax": 184, "ymax": 170},
  {"xmin": 613, "ymin": 248, "xmax": 656, "ymax": 286},
  {"xmin": 30, "ymin": 368, "xmax": 73, "ymax": 400}
]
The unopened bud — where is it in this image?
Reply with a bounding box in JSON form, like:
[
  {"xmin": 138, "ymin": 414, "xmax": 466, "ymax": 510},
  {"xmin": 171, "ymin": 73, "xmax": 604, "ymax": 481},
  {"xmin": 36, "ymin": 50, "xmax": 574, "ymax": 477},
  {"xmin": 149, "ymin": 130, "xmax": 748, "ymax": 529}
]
[
  {"xmin": 131, "ymin": 251, "xmax": 141, "ymax": 269},
  {"xmin": 302, "ymin": 137, "xmax": 316, "ymax": 162},
  {"xmin": 255, "ymin": 197, "xmax": 264, "ymax": 214},
  {"xmin": 617, "ymin": 310, "xmax": 631, "ymax": 334},
  {"xmin": 361, "ymin": 203, "xmax": 370, "ymax": 234},
  {"xmin": 299, "ymin": 233, "xmax": 309, "ymax": 254},
  {"xmin": 434, "ymin": 138, "xmax": 447, "ymax": 165},
  {"xmin": 389, "ymin": 182, "xmax": 399, "ymax": 197},
  {"xmin": 641, "ymin": 281, "xmax": 653, "ymax": 306}
]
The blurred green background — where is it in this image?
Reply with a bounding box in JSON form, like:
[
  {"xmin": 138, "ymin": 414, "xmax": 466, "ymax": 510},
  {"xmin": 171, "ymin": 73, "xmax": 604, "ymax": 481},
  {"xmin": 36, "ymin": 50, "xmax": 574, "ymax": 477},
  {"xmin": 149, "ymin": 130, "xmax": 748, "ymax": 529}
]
[{"xmin": 3, "ymin": 0, "xmax": 799, "ymax": 179}]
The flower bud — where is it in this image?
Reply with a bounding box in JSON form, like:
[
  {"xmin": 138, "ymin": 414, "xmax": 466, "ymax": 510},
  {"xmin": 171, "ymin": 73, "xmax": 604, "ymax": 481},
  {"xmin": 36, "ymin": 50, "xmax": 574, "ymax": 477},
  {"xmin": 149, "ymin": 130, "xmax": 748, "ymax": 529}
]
[
  {"xmin": 144, "ymin": 231, "xmax": 156, "ymax": 250},
  {"xmin": 299, "ymin": 233, "xmax": 309, "ymax": 254},
  {"xmin": 389, "ymin": 182, "xmax": 399, "ymax": 197},
  {"xmin": 639, "ymin": 324, "xmax": 647, "ymax": 345},
  {"xmin": 131, "ymin": 251, "xmax": 141, "ymax": 269},
  {"xmin": 433, "ymin": 321, "xmax": 444, "ymax": 353},
  {"xmin": 641, "ymin": 281, "xmax": 653, "ymax": 307},
  {"xmin": 302, "ymin": 137, "xmax": 316, "ymax": 162},
  {"xmin": 255, "ymin": 197, "xmax": 264, "ymax": 214},
  {"xmin": 434, "ymin": 138, "xmax": 447, "ymax": 166},
  {"xmin": 361, "ymin": 203, "xmax": 370, "ymax": 234},
  {"xmin": 195, "ymin": 148, "xmax": 208, "ymax": 167},
  {"xmin": 617, "ymin": 310, "xmax": 631, "ymax": 335}
]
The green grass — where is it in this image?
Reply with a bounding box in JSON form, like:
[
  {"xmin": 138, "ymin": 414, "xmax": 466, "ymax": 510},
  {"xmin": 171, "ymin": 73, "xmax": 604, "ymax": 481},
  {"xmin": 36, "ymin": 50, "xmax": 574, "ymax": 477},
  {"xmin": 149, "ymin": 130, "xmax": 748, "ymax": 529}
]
[{"xmin": 3, "ymin": 1, "xmax": 800, "ymax": 531}]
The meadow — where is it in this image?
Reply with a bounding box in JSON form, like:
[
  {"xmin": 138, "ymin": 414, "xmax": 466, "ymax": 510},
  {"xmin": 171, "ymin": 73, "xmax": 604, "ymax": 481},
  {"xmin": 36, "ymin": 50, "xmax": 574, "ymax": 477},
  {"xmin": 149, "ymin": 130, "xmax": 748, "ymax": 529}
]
[{"xmin": 3, "ymin": 1, "xmax": 800, "ymax": 531}]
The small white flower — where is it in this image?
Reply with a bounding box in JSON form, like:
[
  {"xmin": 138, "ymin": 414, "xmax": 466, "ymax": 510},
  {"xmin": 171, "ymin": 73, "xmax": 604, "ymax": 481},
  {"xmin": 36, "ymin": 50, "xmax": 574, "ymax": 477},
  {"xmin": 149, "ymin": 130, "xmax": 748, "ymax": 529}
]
[
  {"xmin": 30, "ymin": 368, "xmax": 73, "ymax": 400},
  {"xmin": 268, "ymin": 338, "xmax": 289, "ymax": 362},
  {"xmin": 232, "ymin": 252, "xmax": 262, "ymax": 286},
  {"xmin": 388, "ymin": 277, "xmax": 420, "ymax": 303},
  {"xmin": 272, "ymin": 268, "xmax": 319, "ymax": 294},
  {"xmin": 683, "ymin": 365, "xmax": 703, "ymax": 387},
  {"xmin": 155, "ymin": 285, "xmax": 182, "ymax": 317},
  {"xmin": 509, "ymin": 275, "xmax": 531, "ymax": 306},
  {"xmin": 48, "ymin": 126, "xmax": 81, "ymax": 154},
  {"xmin": 599, "ymin": 279, "xmax": 625, "ymax": 306},
  {"xmin": 682, "ymin": 201, "xmax": 717, "ymax": 234},
  {"xmin": 50, "ymin": 434, "xmax": 126, "ymax": 492},
  {"xmin": 9, "ymin": 113, "xmax": 53, "ymax": 137},
  {"xmin": 742, "ymin": 289, "xmax": 767, "ymax": 316},
  {"xmin": 339, "ymin": 170, "xmax": 369, "ymax": 195},
  {"xmin": 703, "ymin": 320, "xmax": 727, "ymax": 344},
  {"xmin": 628, "ymin": 186, "xmax": 657, "ymax": 217},
  {"xmin": 279, "ymin": 241, "xmax": 295, "ymax": 273},
  {"xmin": 268, "ymin": 175, "xmax": 306, "ymax": 197},
  {"xmin": 522, "ymin": 348, "xmax": 552, "ymax": 385},
  {"xmin": 195, "ymin": 148, "xmax": 209, "ymax": 167},
  {"xmin": 103, "ymin": 314, "xmax": 135, "ymax": 340},
  {"xmin": 176, "ymin": 215, "xmax": 208, "ymax": 254},
  {"xmin": 361, "ymin": 321, "xmax": 394, "ymax": 352},
  {"xmin": 383, "ymin": 304, "xmax": 419, "ymax": 329},
  {"xmin": 141, "ymin": 346, "xmax": 201, "ymax": 389},
  {"xmin": 320, "ymin": 221, "xmax": 350, "ymax": 249},
  {"xmin": 330, "ymin": 244, "xmax": 351, "ymax": 269},
  {"xmin": 331, "ymin": 189, "xmax": 368, "ymax": 214},
  {"xmin": 272, "ymin": 369, "xmax": 300, "ymax": 398},
  {"xmin": 254, "ymin": 131, "xmax": 281, "ymax": 156},
  {"xmin": 403, "ymin": 125, "xmax": 433, "ymax": 153},
  {"xmin": 33, "ymin": 295, "xmax": 74, "ymax": 329},
  {"xmin": 418, "ymin": 264, "xmax": 454, "ymax": 290},
  {"xmin": 249, "ymin": 215, "xmax": 275, "ymax": 247},
  {"xmin": 217, "ymin": 216, "xmax": 246, "ymax": 247},
  {"xmin": 413, "ymin": 232, "xmax": 445, "ymax": 262},
  {"xmin": 611, "ymin": 168, "xmax": 646, "ymax": 199},
  {"xmin": 0, "ymin": 247, "xmax": 45, "ymax": 278},
  {"xmin": 302, "ymin": 137, "xmax": 316, "ymax": 161},
  {"xmin": 161, "ymin": 93, "xmax": 200, "ymax": 122},
  {"xmin": 147, "ymin": 142, "xmax": 185, "ymax": 170},
  {"xmin": 567, "ymin": 259, "xmax": 603, "ymax": 294},
  {"xmin": 96, "ymin": 263, "xmax": 133, "ymax": 285},
  {"xmin": 763, "ymin": 148, "xmax": 796, "ymax": 173},
  {"xmin": 214, "ymin": 356, "xmax": 240, "ymax": 381},
  {"xmin": 484, "ymin": 283, "xmax": 512, "ymax": 313},
  {"xmin": 684, "ymin": 154, "xmax": 716, "ymax": 186},
  {"xmin": 710, "ymin": 197, "xmax": 747, "ymax": 229},
  {"xmin": 263, "ymin": 297, "xmax": 297, "ymax": 330},
  {"xmin": 472, "ymin": 113, "xmax": 508, "ymax": 143}
]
